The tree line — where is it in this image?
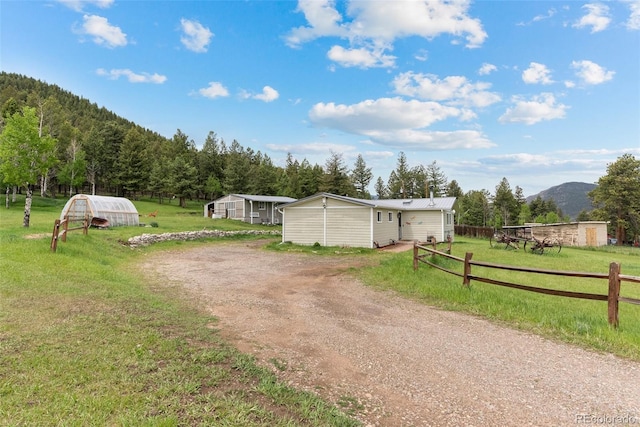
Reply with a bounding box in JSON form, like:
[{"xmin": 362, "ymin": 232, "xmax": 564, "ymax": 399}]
[{"xmin": 1, "ymin": 72, "xmax": 638, "ymax": 244}]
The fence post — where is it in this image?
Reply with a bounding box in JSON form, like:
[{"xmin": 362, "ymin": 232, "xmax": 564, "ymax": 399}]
[
  {"xmin": 607, "ymin": 262, "xmax": 620, "ymax": 328},
  {"xmin": 463, "ymin": 252, "xmax": 473, "ymax": 287},
  {"xmin": 61, "ymin": 216, "xmax": 69, "ymax": 242},
  {"xmin": 413, "ymin": 241, "xmax": 419, "ymax": 271},
  {"xmin": 446, "ymin": 235, "xmax": 452, "ymax": 254},
  {"xmin": 50, "ymin": 219, "xmax": 61, "ymax": 252},
  {"xmin": 608, "ymin": 262, "xmax": 621, "ymax": 328}
]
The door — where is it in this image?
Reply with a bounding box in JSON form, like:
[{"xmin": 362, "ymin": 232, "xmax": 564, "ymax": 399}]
[
  {"xmin": 586, "ymin": 227, "xmax": 597, "ymax": 246},
  {"xmin": 398, "ymin": 212, "xmax": 402, "ymax": 240}
]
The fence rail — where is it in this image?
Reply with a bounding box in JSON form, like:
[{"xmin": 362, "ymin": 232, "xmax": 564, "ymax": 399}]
[
  {"xmin": 413, "ymin": 242, "xmax": 640, "ymax": 328},
  {"xmin": 50, "ymin": 215, "xmax": 88, "ymax": 252}
]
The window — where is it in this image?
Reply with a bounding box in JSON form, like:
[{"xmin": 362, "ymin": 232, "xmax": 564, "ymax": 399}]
[
  {"xmin": 377, "ymin": 211, "xmax": 382, "ymax": 223},
  {"xmin": 258, "ymin": 201, "xmax": 266, "ymax": 210},
  {"xmin": 388, "ymin": 212, "xmax": 393, "ymax": 222}
]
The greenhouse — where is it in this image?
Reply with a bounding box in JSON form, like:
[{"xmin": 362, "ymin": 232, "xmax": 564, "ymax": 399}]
[{"xmin": 60, "ymin": 194, "xmax": 139, "ymax": 227}]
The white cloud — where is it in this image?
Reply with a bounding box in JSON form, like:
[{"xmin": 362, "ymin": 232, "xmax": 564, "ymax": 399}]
[
  {"xmin": 79, "ymin": 14, "xmax": 127, "ymax": 48},
  {"xmin": 573, "ymin": 3, "xmax": 611, "ymax": 33},
  {"xmin": 327, "ymin": 45, "xmax": 395, "ymax": 68},
  {"xmin": 57, "ymin": 0, "xmax": 113, "ymax": 12},
  {"xmin": 478, "ymin": 63, "xmax": 497, "ymax": 76},
  {"xmin": 266, "ymin": 142, "xmax": 355, "ymax": 155},
  {"xmin": 285, "ymin": 0, "xmax": 347, "ymax": 47},
  {"xmin": 392, "ymin": 72, "xmax": 501, "ymax": 108},
  {"xmin": 96, "ymin": 68, "xmax": 167, "ymax": 84},
  {"xmin": 627, "ymin": 0, "xmax": 640, "ymax": 30},
  {"xmin": 499, "ymin": 93, "xmax": 568, "ymax": 125},
  {"xmin": 180, "ymin": 18, "xmax": 213, "ymax": 53},
  {"xmin": 308, "ymin": 97, "xmax": 495, "ymax": 150},
  {"xmin": 571, "ymin": 60, "xmax": 615, "ymax": 85},
  {"xmin": 522, "ymin": 62, "xmax": 553, "ymax": 85},
  {"xmin": 414, "ymin": 49, "xmax": 428, "ymax": 62},
  {"xmin": 286, "ymin": 0, "xmax": 487, "ymax": 69},
  {"xmin": 199, "ymin": 82, "xmax": 229, "ymax": 98},
  {"xmin": 254, "ymin": 86, "xmax": 280, "ymax": 102}
]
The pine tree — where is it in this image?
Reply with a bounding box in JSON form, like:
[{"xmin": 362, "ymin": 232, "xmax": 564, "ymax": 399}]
[{"xmin": 350, "ymin": 154, "xmax": 373, "ymax": 199}]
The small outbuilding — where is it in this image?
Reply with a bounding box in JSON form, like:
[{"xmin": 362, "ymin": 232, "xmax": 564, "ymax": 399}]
[
  {"xmin": 60, "ymin": 194, "xmax": 139, "ymax": 227},
  {"xmin": 526, "ymin": 221, "xmax": 609, "ymax": 247},
  {"xmin": 279, "ymin": 192, "xmax": 456, "ymax": 248},
  {"xmin": 204, "ymin": 194, "xmax": 296, "ymax": 225}
]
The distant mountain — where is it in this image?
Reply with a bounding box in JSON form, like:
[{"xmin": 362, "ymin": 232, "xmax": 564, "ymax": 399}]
[{"xmin": 526, "ymin": 182, "xmax": 597, "ymax": 220}]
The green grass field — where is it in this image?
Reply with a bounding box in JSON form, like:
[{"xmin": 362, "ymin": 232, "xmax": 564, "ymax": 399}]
[
  {"xmin": 1, "ymin": 194, "xmax": 639, "ymax": 425},
  {"xmin": 0, "ymin": 195, "xmax": 359, "ymax": 426}
]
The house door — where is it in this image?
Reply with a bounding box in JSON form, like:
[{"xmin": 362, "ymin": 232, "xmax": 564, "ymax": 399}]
[
  {"xmin": 398, "ymin": 212, "xmax": 402, "ymax": 240},
  {"xmin": 586, "ymin": 227, "xmax": 597, "ymax": 246}
]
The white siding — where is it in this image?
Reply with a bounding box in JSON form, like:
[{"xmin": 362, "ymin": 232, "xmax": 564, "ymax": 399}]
[
  {"xmin": 372, "ymin": 210, "xmax": 400, "ymax": 246},
  {"xmin": 401, "ymin": 211, "xmax": 443, "ymax": 241},
  {"xmin": 282, "ymin": 197, "xmax": 374, "ymax": 248},
  {"xmin": 282, "ymin": 198, "xmax": 324, "ymax": 245},
  {"xmin": 326, "ymin": 206, "xmax": 371, "ymax": 248}
]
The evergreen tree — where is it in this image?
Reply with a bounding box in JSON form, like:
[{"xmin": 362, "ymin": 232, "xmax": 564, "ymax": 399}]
[
  {"xmin": 117, "ymin": 127, "xmax": 148, "ymax": 197},
  {"xmin": 387, "ymin": 152, "xmax": 411, "ymax": 198},
  {"xmin": 170, "ymin": 155, "xmax": 198, "ymax": 208},
  {"xmin": 320, "ymin": 151, "xmax": 354, "ymax": 196},
  {"xmin": 589, "ymin": 153, "xmax": 640, "ymax": 244},
  {"xmin": 299, "ymin": 160, "xmax": 322, "ymax": 197},
  {"xmin": 374, "ymin": 176, "xmax": 387, "ymax": 199},
  {"xmin": 492, "ymin": 177, "xmax": 517, "ymax": 228},
  {"xmin": 223, "ymin": 140, "xmax": 250, "ymax": 193},
  {"xmin": 351, "ymin": 154, "xmax": 373, "ymax": 199},
  {"xmin": 425, "ymin": 161, "xmax": 448, "ymax": 197}
]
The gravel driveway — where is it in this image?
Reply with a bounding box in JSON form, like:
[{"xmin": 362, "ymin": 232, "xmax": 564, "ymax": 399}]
[{"xmin": 140, "ymin": 241, "xmax": 640, "ymax": 426}]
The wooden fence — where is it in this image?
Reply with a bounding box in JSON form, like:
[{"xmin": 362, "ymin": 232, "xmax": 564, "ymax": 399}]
[
  {"xmin": 454, "ymin": 225, "xmax": 495, "ymax": 239},
  {"xmin": 50, "ymin": 216, "xmax": 88, "ymax": 252},
  {"xmin": 413, "ymin": 242, "xmax": 640, "ymax": 328}
]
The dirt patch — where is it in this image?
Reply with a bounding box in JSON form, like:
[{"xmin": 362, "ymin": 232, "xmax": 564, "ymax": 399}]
[
  {"xmin": 140, "ymin": 241, "xmax": 640, "ymax": 426},
  {"xmin": 24, "ymin": 233, "xmax": 49, "ymax": 239}
]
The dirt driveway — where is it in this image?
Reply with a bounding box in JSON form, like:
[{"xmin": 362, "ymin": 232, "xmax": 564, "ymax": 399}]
[{"xmin": 141, "ymin": 241, "xmax": 640, "ymax": 426}]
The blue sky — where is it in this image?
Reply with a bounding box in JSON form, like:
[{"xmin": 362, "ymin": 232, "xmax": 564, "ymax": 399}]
[{"xmin": 2, "ymin": 0, "xmax": 639, "ymax": 197}]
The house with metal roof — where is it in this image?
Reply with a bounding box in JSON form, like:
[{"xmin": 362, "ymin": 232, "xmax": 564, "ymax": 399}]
[
  {"xmin": 279, "ymin": 192, "xmax": 456, "ymax": 248},
  {"xmin": 204, "ymin": 194, "xmax": 296, "ymax": 225}
]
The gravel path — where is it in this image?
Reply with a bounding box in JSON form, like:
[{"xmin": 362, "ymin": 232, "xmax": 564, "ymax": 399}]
[{"xmin": 140, "ymin": 241, "xmax": 640, "ymax": 426}]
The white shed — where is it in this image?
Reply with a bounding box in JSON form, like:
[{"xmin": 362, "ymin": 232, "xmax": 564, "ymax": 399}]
[{"xmin": 60, "ymin": 194, "xmax": 139, "ymax": 227}]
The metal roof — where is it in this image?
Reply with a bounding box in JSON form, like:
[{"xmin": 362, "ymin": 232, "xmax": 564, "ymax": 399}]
[{"xmin": 230, "ymin": 194, "xmax": 297, "ymax": 203}]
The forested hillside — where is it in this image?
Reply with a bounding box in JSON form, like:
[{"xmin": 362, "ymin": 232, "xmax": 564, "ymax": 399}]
[
  {"xmin": 0, "ymin": 72, "xmax": 459, "ymax": 205},
  {"xmin": 526, "ymin": 182, "xmax": 597, "ymax": 221}
]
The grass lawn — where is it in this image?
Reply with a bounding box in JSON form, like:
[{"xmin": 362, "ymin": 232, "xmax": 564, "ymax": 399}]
[{"xmin": 0, "ymin": 195, "xmax": 359, "ymax": 426}]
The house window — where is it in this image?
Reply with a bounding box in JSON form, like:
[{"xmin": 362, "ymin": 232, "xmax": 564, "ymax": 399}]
[
  {"xmin": 258, "ymin": 201, "xmax": 266, "ymax": 210},
  {"xmin": 377, "ymin": 211, "xmax": 382, "ymax": 223},
  {"xmin": 388, "ymin": 212, "xmax": 393, "ymax": 222}
]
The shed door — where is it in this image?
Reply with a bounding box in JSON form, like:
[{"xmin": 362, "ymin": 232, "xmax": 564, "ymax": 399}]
[
  {"xmin": 398, "ymin": 212, "xmax": 402, "ymax": 240},
  {"xmin": 586, "ymin": 227, "xmax": 597, "ymax": 246}
]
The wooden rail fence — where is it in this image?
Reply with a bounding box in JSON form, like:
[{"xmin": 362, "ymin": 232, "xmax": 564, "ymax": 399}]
[
  {"xmin": 50, "ymin": 215, "xmax": 88, "ymax": 252},
  {"xmin": 413, "ymin": 242, "xmax": 640, "ymax": 328}
]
